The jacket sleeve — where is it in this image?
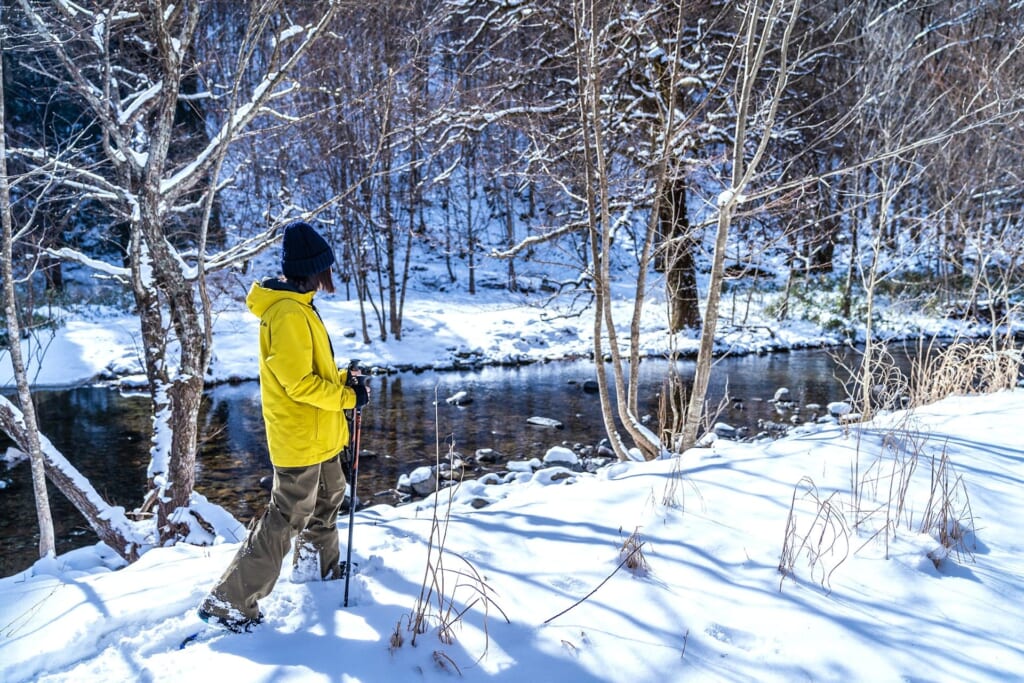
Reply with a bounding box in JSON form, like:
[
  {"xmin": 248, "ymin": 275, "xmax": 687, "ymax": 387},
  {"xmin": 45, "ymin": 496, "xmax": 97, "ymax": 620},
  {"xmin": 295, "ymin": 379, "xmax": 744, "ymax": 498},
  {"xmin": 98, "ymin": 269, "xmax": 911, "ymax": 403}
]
[{"xmin": 265, "ymin": 309, "xmax": 345, "ymax": 410}]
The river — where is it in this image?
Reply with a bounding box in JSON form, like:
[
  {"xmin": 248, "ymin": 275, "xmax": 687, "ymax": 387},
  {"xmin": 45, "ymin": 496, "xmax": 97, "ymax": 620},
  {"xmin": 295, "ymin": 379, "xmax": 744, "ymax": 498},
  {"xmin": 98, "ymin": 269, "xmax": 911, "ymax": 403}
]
[{"xmin": 0, "ymin": 346, "xmax": 912, "ymax": 576}]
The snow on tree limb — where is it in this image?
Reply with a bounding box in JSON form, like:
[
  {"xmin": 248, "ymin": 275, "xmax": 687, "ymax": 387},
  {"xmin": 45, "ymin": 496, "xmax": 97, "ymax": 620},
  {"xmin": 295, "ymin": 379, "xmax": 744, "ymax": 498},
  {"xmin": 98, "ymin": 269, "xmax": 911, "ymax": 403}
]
[
  {"xmin": 118, "ymin": 81, "xmax": 162, "ymax": 127},
  {"xmin": 45, "ymin": 247, "xmax": 131, "ymax": 279}
]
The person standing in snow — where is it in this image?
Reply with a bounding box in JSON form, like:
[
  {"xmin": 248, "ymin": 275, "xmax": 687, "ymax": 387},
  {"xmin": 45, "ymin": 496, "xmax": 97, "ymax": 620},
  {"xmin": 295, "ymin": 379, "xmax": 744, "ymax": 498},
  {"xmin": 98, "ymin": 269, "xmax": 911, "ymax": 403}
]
[{"xmin": 198, "ymin": 221, "xmax": 368, "ymax": 632}]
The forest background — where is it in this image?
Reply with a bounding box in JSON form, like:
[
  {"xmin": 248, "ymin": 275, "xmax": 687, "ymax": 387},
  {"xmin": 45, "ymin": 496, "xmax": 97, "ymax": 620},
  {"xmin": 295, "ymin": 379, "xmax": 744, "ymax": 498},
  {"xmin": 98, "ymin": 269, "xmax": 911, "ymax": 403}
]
[{"xmin": 1, "ymin": 0, "xmax": 1022, "ymax": 570}]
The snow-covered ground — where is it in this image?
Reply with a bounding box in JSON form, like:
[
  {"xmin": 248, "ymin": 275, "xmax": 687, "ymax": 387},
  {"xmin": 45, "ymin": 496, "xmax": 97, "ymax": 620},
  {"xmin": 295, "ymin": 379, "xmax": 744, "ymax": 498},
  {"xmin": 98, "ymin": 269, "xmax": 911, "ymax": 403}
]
[{"xmin": 2, "ymin": 388, "xmax": 1023, "ymax": 682}]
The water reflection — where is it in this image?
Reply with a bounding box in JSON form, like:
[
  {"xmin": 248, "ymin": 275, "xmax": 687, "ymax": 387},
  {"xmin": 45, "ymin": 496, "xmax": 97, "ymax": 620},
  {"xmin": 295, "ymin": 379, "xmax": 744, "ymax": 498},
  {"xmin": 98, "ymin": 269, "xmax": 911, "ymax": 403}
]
[
  {"xmin": 0, "ymin": 347, "xmax": 910, "ymax": 575},
  {"xmin": 0, "ymin": 387, "xmax": 151, "ymax": 576}
]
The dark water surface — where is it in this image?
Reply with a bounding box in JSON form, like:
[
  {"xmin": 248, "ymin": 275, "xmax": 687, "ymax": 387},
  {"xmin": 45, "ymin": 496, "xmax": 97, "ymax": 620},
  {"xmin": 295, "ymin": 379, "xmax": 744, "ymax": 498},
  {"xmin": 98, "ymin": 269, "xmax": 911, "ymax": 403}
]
[{"xmin": 0, "ymin": 347, "xmax": 906, "ymax": 576}]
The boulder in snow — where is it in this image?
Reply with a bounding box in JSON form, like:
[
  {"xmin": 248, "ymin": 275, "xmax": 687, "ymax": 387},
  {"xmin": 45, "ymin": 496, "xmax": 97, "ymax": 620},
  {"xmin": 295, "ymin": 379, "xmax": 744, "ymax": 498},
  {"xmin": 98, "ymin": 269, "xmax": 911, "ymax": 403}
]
[
  {"xmin": 475, "ymin": 448, "xmax": 501, "ymax": 464},
  {"xmin": 507, "ymin": 458, "xmax": 542, "ymax": 473},
  {"xmin": 712, "ymin": 422, "xmax": 737, "ymax": 439},
  {"xmin": 772, "ymin": 387, "xmax": 794, "ymax": 405}
]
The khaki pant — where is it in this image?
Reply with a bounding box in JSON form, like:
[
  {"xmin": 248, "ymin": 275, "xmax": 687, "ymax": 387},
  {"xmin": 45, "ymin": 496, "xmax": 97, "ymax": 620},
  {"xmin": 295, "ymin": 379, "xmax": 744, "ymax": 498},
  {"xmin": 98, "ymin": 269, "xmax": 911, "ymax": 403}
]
[{"xmin": 202, "ymin": 453, "xmax": 347, "ymax": 621}]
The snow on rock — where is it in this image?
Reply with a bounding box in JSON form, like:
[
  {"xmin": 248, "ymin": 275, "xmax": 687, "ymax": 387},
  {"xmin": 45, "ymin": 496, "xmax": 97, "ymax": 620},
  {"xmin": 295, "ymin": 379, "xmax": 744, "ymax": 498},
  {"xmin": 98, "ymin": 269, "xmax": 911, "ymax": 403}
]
[
  {"xmin": 712, "ymin": 423, "xmax": 737, "ymax": 439},
  {"xmin": 397, "ymin": 465, "xmax": 437, "ymax": 497},
  {"xmin": 531, "ymin": 466, "xmax": 575, "ymax": 485},
  {"xmin": 542, "ymin": 446, "xmax": 579, "ymax": 467},
  {"xmin": 507, "ymin": 458, "xmax": 541, "ymax": 473},
  {"xmin": 827, "ymin": 401, "xmax": 853, "ymax": 417}
]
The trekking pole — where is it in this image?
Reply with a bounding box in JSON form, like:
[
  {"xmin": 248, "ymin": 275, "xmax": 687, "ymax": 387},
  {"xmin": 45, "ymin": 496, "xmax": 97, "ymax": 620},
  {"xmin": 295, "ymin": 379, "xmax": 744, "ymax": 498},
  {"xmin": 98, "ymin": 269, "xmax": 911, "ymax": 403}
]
[{"xmin": 343, "ymin": 368, "xmax": 364, "ymax": 608}]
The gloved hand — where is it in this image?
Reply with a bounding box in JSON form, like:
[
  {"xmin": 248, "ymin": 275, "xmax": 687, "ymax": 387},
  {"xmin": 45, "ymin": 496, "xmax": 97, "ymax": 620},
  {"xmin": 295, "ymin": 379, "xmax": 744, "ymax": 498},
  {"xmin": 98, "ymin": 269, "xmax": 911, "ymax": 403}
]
[{"xmin": 349, "ymin": 373, "xmax": 369, "ymax": 408}]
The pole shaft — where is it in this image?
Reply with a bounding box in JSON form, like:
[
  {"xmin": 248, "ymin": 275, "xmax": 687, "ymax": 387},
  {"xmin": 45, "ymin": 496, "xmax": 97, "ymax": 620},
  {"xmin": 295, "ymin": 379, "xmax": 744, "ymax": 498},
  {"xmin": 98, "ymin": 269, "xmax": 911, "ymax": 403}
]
[{"xmin": 343, "ymin": 408, "xmax": 361, "ymax": 607}]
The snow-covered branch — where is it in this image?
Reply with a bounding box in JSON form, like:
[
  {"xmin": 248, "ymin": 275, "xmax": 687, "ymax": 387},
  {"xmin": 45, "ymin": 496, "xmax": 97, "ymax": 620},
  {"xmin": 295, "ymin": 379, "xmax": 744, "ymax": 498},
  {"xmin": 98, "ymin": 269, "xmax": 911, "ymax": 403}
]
[{"xmin": 45, "ymin": 247, "xmax": 131, "ymax": 281}]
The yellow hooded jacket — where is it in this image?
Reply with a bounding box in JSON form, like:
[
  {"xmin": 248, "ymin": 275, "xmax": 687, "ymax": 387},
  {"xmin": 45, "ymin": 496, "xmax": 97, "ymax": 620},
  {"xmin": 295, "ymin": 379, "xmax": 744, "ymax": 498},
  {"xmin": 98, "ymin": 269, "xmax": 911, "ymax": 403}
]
[{"xmin": 246, "ymin": 280, "xmax": 358, "ymax": 468}]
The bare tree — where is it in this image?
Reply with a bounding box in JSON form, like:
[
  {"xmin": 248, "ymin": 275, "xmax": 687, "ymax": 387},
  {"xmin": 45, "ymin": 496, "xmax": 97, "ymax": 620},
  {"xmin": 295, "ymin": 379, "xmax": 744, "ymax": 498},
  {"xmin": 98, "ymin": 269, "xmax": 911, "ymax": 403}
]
[
  {"xmin": 1, "ymin": 7, "xmax": 147, "ymax": 565},
  {"xmin": 0, "ymin": 17, "xmax": 55, "ymax": 560},
  {"xmin": 679, "ymin": 0, "xmax": 803, "ymax": 450},
  {"xmin": 10, "ymin": 0, "xmax": 338, "ymax": 545}
]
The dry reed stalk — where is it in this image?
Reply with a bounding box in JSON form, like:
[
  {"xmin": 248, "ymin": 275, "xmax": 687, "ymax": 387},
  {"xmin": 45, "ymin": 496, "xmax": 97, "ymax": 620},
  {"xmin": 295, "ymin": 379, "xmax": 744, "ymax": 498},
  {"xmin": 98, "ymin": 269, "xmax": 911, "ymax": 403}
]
[{"xmin": 779, "ymin": 476, "xmax": 850, "ymax": 593}]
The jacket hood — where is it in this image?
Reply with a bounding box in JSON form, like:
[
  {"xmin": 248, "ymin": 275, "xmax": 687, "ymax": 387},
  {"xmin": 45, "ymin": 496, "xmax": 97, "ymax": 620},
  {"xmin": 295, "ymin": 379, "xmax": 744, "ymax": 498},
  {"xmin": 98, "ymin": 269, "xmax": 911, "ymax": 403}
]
[{"xmin": 245, "ymin": 279, "xmax": 316, "ymax": 318}]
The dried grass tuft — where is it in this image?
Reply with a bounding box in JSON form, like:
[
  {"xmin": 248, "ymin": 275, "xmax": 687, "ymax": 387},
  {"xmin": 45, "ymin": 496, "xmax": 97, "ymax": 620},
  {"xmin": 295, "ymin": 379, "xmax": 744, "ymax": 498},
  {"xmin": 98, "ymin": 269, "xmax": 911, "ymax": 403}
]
[{"xmin": 619, "ymin": 527, "xmax": 650, "ymax": 576}]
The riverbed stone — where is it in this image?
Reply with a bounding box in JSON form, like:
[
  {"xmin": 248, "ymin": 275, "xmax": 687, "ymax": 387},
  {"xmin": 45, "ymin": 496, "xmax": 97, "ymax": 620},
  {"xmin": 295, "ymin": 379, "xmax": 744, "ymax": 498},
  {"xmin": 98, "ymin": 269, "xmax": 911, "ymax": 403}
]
[
  {"xmin": 475, "ymin": 448, "xmax": 501, "ymax": 464},
  {"xmin": 398, "ymin": 465, "xmax": 438, "ymax": 497},
  {"xmin": 543, "ymin": 446, "xmax": 579, "ymax": 467},
  {"xmin": 712, "ymin": 422, "xmax": 737, "ymax": 439},
  {"xmin": 445, "ymin": 390, "xmax": 472, "ymax": 406},
  {"xmin": 439, "ymin": 460, "xmax": 465, "ymax": 481}
]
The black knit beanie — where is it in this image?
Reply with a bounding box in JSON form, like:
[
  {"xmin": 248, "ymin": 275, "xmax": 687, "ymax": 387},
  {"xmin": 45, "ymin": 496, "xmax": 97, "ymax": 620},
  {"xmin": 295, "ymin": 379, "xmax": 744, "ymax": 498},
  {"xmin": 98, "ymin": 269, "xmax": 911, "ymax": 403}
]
[{"xmin": 281, "ymin": 221, "xmax": 334, "ymax": 279}]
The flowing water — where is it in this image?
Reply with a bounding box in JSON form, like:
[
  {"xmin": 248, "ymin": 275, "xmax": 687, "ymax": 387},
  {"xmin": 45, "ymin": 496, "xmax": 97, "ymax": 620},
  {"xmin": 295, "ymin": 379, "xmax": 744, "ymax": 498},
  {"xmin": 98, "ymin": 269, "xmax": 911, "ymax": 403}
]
[{"xmin": 0, "ymin": 346, "xmax": 918, "ymax": 576}]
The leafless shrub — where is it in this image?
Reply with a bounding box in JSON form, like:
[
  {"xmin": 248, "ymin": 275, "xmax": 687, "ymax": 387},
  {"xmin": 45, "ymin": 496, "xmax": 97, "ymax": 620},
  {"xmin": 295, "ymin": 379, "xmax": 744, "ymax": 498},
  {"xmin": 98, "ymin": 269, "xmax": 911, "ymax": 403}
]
[
  {"xmin": 910, "ymin": 339, "xmax": 1021, "ymax": 407},
  {"xmin": 832, "ymin": 343, "xmax": 911, "ymax": 423},
  {"xmin": 833, "ymin": 343, "xmax": 913, "ymax": 529},
  {"xmin": 843, "ymin": 410, "xmax": 979, "ymax": 570},
  {"xmin": 408, "ymin": 447, "xmax": 508, "ymax": 652},
  {"xmin": 779, "ymin": 476, "xmax": 850, "ymax": 593},
  {"xmin": 658, "ymin": 366, "xmax": 729, "ymax": 453},
  {"xmin": 919, "ymin": 444, "xmax": 976, "ymax": 567},
  {"xmin": 835, "ymin": 338, "xmax": 996, "ymax": 567},
  {"xmin": 404, "ymin": 393, "xmax": 509, "ymax": 666},
  {"xmin": 878, "ymin": 424, "xmax": 925, "ymax": 557}
]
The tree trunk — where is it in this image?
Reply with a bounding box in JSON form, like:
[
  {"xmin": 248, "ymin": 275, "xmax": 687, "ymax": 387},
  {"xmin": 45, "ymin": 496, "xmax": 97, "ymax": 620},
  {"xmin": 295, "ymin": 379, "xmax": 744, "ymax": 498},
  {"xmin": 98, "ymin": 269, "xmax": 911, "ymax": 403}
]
[
  {"xmin": 681, "ymin": 0, "xmax": 803, "ymax": 450},
  {"xmin": 504, "ymin": 179, "xmax": 518, "ymax": 292},
  {"xmin": 660, "ymin": 177, "xmax": 702, "ymax": 332},
  {"xmin": 572, "ymin": 0, "xmax": 632, "ymax": 463},
  {"xmin": 1, "ymin": 48, "xmax": 56, "ymax": 560},
  {"xmin": 465, "ymin": 143, "xmax": 477, "ymax": 296},
  {"xmin": 681, "ymin": 200, "xmax": 734, "ymax": 449},
  {"xmin": 142, "ymin": 221, "xmax": 211, "ymax": 542}
]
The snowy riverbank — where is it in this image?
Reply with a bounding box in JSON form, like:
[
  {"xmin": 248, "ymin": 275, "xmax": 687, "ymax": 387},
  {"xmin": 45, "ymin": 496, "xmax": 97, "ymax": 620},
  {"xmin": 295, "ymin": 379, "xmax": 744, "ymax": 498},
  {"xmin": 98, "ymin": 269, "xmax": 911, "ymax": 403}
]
[{"xmin": 2, "ymin": 388, "xmax": 1023, "ymax": 681}]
